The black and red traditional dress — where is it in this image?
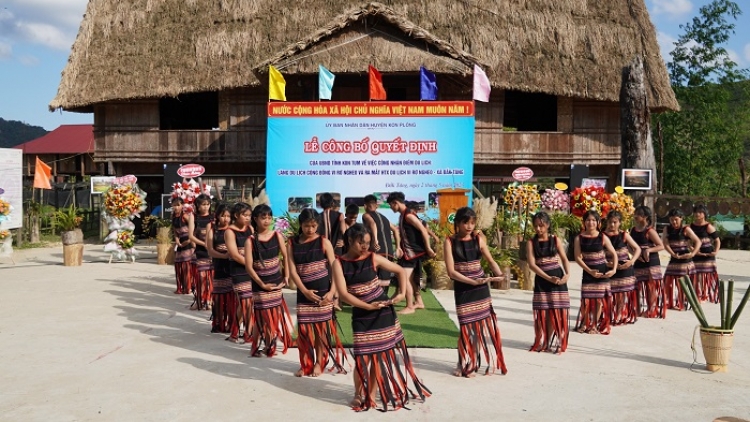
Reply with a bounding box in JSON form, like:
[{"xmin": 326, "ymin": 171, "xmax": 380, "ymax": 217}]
[
  {"xmin": 448, "ymin": 234, "xmax": 508, "ymax": 373},
  {"xmin": 191, "ymin": 214, "xmax": 213, "ymax": 310},
  {"xmin": 172, "ymin": 212, "xmax": 194, "ymax": 295},
  {"xmin": 211, "ymin": 227, "xmax": 236, "ymax": 333},
  {"xmin": 529, "ymin": 236, "xmax": 570, "ymax": 352},
  {"xmin": 575, "ymin": 233, "xmax": 612, "ymax": 334},
  {"xmin": 397, "ymin": 209, "xmax": 426, "ymax": 271},
  {"xmin": 229, "ymin": 227, "xmax": 253, "ymax": 342},
  {"xmin": 339, "ymin": 252, "xmax": 430, "ymax": 411},
  {"xmin": 630, "ymin": 226, "xmax": 666, "ymax": 318},
  {"xmin": 691, "ymin": 222, "xmax": 719, "ymax": 303},
  {"xmin": 290, "ymin": 236, "xmax": 346, "ymax": 374},
  {"xmin": 318, "ymin": 209, "xmax": 344, "ymax": 256},
  {"xmin": 606, "ymin": 231, "xmax": 638, "ymax": 325},
  {"xmin": 250, "ymin": 233, "xmax": 293, "ymax": 357},
  {"xmin": 664, "ymin": 226, "xmax": 696, "ymax": 310}
]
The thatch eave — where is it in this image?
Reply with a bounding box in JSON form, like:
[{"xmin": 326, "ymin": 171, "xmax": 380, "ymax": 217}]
[{"xmin": 49, "ymin": 0, "xmax": 679, "ymax": 112}]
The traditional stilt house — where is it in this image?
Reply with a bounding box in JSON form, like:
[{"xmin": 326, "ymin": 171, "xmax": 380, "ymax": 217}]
[{"xmin": 50, "ymin": 0, "xmax": 678, "ymax": 201}]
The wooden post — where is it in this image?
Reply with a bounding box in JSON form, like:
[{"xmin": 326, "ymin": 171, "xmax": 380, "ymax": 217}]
[{"xmin": 620, "ymin": 56, "xmax": 657, "ymax": 209}]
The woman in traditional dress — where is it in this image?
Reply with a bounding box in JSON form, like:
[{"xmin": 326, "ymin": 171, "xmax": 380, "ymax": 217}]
[
  {"xmin": 690, "ymin": 204, "xmax": 721, "ymax": 303},
  {"xmin": 332, "ymin": 223, "xmax": 430, "ymax": 411},
  {"xmin": 573, "ymin": 210, "xmax": 617, "ymax": 334},
  {"xmin": 662, "ymin": 208, "xmax": 701, "ymax": 310},
  {"xmin": 171, "ymin": 197, "xmax": 194, "ymax": 295},
  {"xmin": 445, "ymin": 207, "xmax": 507, "ymax": 373},
  {"xmin": 287, "ymin": 208, "xmax": 346, "ymax": 376},
  {"xmin": 224, "ymin": 202, "xmax": 254, "ymax": 343},
  {"xmin": 245, "ymin": 204, "xmax": 294, "ymax": 357},
  {"xmin": 526, "ymin": 211, "xmax": 571, "ymax": 353},
  {"xmin": 187, "ymin": 194, "xmax": 213, "ymax": 310},
  {"xmin": 604, "ymin": 210, "xmax": 641, "ymax": 325},
  {"xmin": 206, "ymin": 203, "xmax": 235, "ymax": 333},
  {"xmin": 630, "ymin": 205, "xmax": 666, "ymax": 318}
]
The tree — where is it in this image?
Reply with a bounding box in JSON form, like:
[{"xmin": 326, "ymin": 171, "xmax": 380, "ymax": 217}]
[{"xmin": 654, "ymin": 0, "xmax": 750, "ymax": 197}]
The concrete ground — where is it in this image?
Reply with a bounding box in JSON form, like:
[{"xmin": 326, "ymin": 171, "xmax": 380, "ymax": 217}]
[{"xmin": 0, "ymin": 244, "xmax": 749, "ymax": 421}]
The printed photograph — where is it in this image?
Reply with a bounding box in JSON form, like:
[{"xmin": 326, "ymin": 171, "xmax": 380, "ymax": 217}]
[
  {"xmin": 288, "ymin": 197, "xmax": 313, "ymax": 213},
  {"xmin": 622, "ymin": 169, "xmax": 652, "ymax": 190}
]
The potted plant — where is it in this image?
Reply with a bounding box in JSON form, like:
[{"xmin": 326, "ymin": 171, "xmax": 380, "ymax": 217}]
[
  {"xmin": 54, "ymin": 205, "xmax": 84, "ymax": 266},
  {"xmin": 678, "ymin": 276, "xmax": 750, "ymax": 372}
]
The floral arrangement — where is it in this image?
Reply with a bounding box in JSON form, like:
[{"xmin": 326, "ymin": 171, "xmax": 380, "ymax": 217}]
[
  {"xmin": 540, "ymin": 188, "xmax": 570, "ymax": 213},
  {"xmin": 104, "ymin": 184, "xmax": 147, "ymax": 219},
  {"xmin": 0, "ymin": 229, "xmax": 10, "ymax": 241},
  {"xmin": 570, "ymin": 186, "xmax": 611, "ymax": 218},
  {"xmin": 503, "ymin": 182, "xmax": 541, "ymax": 211},
  {"xmin": 273, "ymin": 216, "xmax": 292, "ymax": 238},
  {"xmin": 117, "ymin": 230, "xmax": 136, "ymax": 250},
  {"xmin": 103, "ymin": 182, "xmax": 147, "ymax": 262},
  {"xmin": 0, "ymin": 197, "xmax": 11, "ymax": 223},
  {"xmin": 608, "ymin": 188, "xmax": 635, "ymax": 216},
  {"xmin": 171, "ymin": 179, "xmax": 212, "ymax": 213}
]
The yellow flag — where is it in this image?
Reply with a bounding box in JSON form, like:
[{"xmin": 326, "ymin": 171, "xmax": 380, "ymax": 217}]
[{"xmin": 269, "ymin": 65, "xmax": 286, "ymax": 101}]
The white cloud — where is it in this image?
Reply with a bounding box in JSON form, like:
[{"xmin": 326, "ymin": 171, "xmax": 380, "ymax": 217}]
[
  {"xmin": 657, "ymin": 31, "xmax": 678, "ymax": 61},
  {"xmin": 726, "ymin": 48, "xmax": 741, "ymax": 66},
  {"xmin": 651, "ymin": 0, "xmax": 693, "ymax": 18},
  {"xmin": 0, "ymin": 0, "xmax": 87, "ymax": 51},
  {"xmin": 744, "ymin": 43, "xmax": 750, "ymax": 63},
  {"xmin": 18, "ymin": 55, "xmax": 39, "ymax": 66},
  {"xmin": 0, "ymin": 40, "xmax": 11, "ymax": 58}
]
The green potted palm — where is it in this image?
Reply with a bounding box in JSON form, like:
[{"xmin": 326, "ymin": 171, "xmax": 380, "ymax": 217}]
[
  {"xmin": 54, "ymin": 205, "xmax": 84, "ymax": 266},
  {"xmin": 678, "ymin": 276, "xmax": 750, "ymax": 372}
]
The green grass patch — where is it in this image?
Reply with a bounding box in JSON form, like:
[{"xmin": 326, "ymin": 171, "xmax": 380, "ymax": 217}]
[{"xmin": 334, "ymin": 288, "xmax": 459, "ymax": 349}]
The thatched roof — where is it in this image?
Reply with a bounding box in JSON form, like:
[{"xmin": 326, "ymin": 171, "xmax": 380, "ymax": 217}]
[{"xmin": 50, "ymin": 0, "xmax": 678, "ymax": 112}]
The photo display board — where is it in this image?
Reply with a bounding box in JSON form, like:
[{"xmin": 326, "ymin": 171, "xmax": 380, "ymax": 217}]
[
  {"xmin": 0, "ymin": 148, "xmax": 23, "ymax": 229},
  {"xmin": 266, "ymin": 101, "xmax": 475, "ymax": 222}
]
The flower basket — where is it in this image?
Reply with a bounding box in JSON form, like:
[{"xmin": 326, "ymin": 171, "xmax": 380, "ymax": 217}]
[{"xmin": 699, "ymin": 327, "xmax": 734, "ymax": 373}]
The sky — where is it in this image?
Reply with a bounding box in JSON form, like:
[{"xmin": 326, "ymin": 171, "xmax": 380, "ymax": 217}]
[{"xmin": 0, "ymin": 0, "xmax": 748, "ymax": 132}]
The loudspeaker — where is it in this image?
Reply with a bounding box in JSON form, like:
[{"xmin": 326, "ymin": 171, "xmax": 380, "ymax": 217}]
[
  {"xmin": 570, "ymin": 164, "xmax": 589, "ymax": 190},
  {"xmin": 163, "ymin": 164, "xmax": 182, "ymax": 194}
]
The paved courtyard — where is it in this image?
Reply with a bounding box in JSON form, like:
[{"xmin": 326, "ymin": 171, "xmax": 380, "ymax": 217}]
[{"xmin": 1, "ymin": 245, "xmax": 749, "ymax": 421}]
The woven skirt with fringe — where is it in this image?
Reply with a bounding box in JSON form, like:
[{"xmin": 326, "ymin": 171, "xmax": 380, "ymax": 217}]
[
  {"xmin": 453, "ymin": 284, "xmax": 507, "ymax": 373},
  {"xmin": 575, "ymin": 279, "xmax": 612, "ymax": 335},
  {"xmin": 191, "ymin": 257, "xmax": 213, "ymax": 310},
  {"xmin": 664, "ymin": 260, "xmax": 695, "ymax": 310},
  {"xmin": 173, "ymin": 260, "xmax": 193, "ymax": 295},
  {"xmin": 230, "ymin": 274, "xmax": 254, "ymax": 342},
  {"xmin": 211, "ymin": 275, "xmax": 235, "ymax": 334},
  {"xmin": 296, "ymin": 301, "xmax": 347, "ymax": 375},
  {"xmin": 531, "ymin": 274, "xmax": 570, "ymax": 353},
  {"xmin": 610, "ymin": 267, "xmax": 638, "ymax": 325},
  {"xmin": 251, "ymin": 289, "xmax": 294, "ymax": 357},
  {"xmin": 635, "ymin": 266, "xmax": 666, "ymax": 319},
  {"xmin": 693, "ymin": 257, "xmax": 719, "ymax": 303},
  {"xmin": 351, "ymin": 305, "xmax": 430, "ymax": 412}
]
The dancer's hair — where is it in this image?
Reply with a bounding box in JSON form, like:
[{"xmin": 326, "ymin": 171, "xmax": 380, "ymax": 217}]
[
  {"xmin": 531, "ymin": 211, "xmax": 557, "ymax": 257},
  {"xmin": 634, "ymin": 205, "xmax": 653, "ymax": 226},
  {"xmin": 319, "ymin": 193, "xmax": 335, "ymax": 209},
  {"xmin": 295, "ymin": 208, "xmax": 319, "ymax": 240},
  {"xmin": 343, "ymin": 223, "xmax": 371, "ymax": 253}
]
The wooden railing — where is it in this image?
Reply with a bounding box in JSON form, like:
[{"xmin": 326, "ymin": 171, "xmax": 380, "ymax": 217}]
[
  {"xmin": 94, "ymin": 129, "xmax": 267, "ymax": 162},
  {"xmin": 474, "ymin": 132, "xmax": 620, "ymax": 165}
]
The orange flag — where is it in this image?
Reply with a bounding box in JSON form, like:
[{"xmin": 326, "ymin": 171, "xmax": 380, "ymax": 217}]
[
  {"xmin": 369, "ymin": 65, "xmax": 386, "ymax": 100},
  {"xmin": 33, "ymin": 156, "xmax": 52, "ymax": 190}
]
